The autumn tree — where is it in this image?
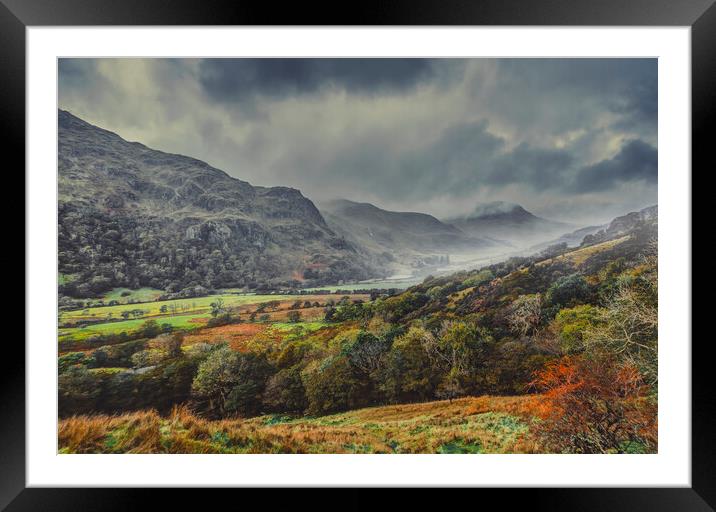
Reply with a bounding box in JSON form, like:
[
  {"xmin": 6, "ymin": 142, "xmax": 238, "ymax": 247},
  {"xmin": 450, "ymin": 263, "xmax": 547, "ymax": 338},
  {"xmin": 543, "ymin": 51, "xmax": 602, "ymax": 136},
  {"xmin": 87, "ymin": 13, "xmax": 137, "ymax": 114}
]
[{"xmin": 532, "ymin": 355, "xmax": 657, "ymax": 453}]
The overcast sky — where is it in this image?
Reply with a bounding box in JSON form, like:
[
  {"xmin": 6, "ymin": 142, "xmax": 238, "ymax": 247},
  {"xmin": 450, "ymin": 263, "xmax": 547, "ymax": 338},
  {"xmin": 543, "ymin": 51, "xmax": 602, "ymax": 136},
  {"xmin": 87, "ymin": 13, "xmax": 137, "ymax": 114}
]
[{"xmin": 59, "ymin": 58, "xmax": 657, "ymax": 225}]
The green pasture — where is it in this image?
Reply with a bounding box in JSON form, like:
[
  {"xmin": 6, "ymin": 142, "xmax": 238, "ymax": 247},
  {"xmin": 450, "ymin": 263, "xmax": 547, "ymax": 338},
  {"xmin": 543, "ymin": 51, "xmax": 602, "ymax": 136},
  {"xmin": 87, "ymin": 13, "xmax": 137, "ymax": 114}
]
[
  {"xmin": 59, "ymin": 312, "xmax": 210, "ymax": 342},
  {"xmin": 60, "ymin": 294, "xmax": 295, "ymax": 326}
]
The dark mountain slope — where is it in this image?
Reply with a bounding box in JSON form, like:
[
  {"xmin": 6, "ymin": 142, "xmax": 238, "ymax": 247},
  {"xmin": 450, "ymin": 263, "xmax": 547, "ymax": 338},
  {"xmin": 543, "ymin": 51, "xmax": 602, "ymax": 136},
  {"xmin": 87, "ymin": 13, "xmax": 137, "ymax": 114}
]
[{"xmin": 58, "ymin": 110, "xmax": 374, "ymax": 297}]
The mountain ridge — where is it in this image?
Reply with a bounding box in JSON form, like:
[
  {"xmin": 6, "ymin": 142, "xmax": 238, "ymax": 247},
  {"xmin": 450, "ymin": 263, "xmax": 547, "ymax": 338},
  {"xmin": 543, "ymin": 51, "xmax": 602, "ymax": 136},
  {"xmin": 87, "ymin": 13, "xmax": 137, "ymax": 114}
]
[
  {"xmin": 58, "ymin": 110, "xmax": 375, "ymax": 297},
  {"xmin": 319, "ymin": 198, "xmax": 500, "ymax": 275}
]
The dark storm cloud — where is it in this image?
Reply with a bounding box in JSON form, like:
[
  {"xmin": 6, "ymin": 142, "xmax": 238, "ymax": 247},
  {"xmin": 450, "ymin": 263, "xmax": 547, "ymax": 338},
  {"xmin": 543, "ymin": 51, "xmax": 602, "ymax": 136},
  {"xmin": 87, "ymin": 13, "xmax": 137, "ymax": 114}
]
[
  {"xmin": 319, "ymin": 120, "xmax": 505, "ymax": 200},
  {"xmin": 58, "ymin": 58, "xmax": 658, "ymax": 224},
  {"xmin": 58, "ymin": 59, "xmax": 96, "ymax": 90},
  {"xmin": 495, "ymin": 59, "xmax": 657, "ymax": 122},
  {"xmin": 408, "ymin": 120, "xmax": 506, "ymax": 193},
  {"xmin": 477, "ymin": 59, "xmax": 658, "ymax": 142},
  {"xmin": 320, "ymin": 119, "xmax": 652, "ymax": 202},
  {"xmin": 487, "ymin": 143, "xmax": 574, "ymax": 188},
  {"xmin": 198, "ymin": 58, "xmax": 446, "ymax": 102},
  {"xmin": 571, "ymin": 139, "xmax": 657, "ymax": 193},
  {"xmin": 409, "ymin": 123, "xmax": 574, "ymax": 196}
]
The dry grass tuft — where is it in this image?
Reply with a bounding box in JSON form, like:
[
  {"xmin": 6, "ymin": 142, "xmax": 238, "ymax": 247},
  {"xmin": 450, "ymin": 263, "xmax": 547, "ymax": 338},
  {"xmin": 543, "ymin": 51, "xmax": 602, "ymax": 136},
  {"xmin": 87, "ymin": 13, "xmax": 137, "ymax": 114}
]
[{"xmin": 59, "ymin": 395, "xmax": 546, "ymax": 454}]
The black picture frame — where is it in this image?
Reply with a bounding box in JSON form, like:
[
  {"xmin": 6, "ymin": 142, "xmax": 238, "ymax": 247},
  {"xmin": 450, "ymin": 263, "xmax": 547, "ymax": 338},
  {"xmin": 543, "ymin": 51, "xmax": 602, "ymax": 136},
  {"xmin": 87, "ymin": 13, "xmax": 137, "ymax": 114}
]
[{"xmin": 4, "ymin": 0, "xmax": 711, "ymax": 508}]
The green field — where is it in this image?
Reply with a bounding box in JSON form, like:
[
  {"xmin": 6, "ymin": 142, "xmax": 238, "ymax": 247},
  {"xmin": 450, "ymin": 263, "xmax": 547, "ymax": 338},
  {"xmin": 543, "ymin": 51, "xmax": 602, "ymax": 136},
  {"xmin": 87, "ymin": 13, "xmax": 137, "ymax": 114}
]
[
  {"xmin": 57, "ymin": 293, "xmax": 336, "ymax": 343},
  {"xmin": 60, "ymin": 294, "xmax": 295, "ymax": 326},
  {"xmin": 59, "ymin": 312, "xmax": 210, "ymax": 342}
]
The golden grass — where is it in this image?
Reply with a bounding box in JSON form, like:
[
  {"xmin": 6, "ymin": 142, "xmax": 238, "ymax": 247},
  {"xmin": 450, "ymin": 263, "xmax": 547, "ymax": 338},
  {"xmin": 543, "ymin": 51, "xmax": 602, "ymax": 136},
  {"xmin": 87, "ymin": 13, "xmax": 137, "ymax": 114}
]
[
  {"xmin": 536, "ymin": 236, "xmax": 631, "ymax": 268},
  {"xmin": 58, "ymin": 395, "xmax": 546, "ymax": 454},
  {"xmin": 180, "ymin": 323, "xmax": 273, "ymax": 351}
]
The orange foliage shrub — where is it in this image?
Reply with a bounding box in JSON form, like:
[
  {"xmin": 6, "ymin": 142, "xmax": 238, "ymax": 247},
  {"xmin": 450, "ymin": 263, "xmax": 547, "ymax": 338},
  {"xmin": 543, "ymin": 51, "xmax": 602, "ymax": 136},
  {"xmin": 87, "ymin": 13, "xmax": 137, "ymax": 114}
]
[{"xmin": 532, "ymin": 355, "xmax": 657, "ymax": 453}]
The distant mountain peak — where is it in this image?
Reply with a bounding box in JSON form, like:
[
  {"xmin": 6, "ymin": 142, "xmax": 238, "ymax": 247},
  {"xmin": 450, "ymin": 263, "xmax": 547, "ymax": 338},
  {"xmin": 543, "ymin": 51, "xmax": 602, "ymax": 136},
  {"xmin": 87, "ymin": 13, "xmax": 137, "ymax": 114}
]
[
  {"xmin": 467, "ymin": 201, "xmax": 532, "ymax": 220},
  {"xmin": 446, "ymin": 200, "xmax": 572, "ymax": 248},
  {"xmin": 471, "ymin": 201, "xmax": 521, "ymax": 216},
  {"xmin": 319, "ymin": 198, "xmax": 498, "ymax": 264}
]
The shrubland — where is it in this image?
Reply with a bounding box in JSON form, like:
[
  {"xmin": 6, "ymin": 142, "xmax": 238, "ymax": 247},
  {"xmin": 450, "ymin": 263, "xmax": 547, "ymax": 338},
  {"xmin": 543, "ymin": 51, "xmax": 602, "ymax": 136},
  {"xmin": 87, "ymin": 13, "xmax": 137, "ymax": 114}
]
[{"xmin": 58, "ymin": 218, "xmax": 658, "ymax": 454}]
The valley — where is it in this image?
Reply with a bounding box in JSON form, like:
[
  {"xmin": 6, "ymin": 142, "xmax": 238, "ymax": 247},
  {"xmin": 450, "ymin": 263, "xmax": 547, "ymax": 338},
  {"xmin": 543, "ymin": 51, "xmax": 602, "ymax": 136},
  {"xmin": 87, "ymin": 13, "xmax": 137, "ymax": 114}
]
[
  {"xmin": 58, "ymin": 205, "xmax": 658, "ymax": 454},
  {"xmin": 56, "ymin": 110, "xmax": 658, "ymax": 455}
]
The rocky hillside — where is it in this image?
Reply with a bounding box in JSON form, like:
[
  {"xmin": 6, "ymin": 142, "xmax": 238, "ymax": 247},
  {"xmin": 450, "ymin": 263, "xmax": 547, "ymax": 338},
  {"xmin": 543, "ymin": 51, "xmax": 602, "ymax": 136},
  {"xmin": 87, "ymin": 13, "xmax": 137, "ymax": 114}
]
[
  {"xmin": 581, "ymin": 205, "xmax": 657, "ymax": 246},
  {"xmin": 58, "ymin": 110, "xmax": 375, "ymax": 297}
]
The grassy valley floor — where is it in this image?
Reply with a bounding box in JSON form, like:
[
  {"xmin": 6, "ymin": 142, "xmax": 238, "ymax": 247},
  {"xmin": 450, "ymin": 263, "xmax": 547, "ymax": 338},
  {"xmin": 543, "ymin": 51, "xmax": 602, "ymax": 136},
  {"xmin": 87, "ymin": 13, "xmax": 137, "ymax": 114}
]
[{"xmin": 58, "ymin": 395, "xmax": 544, "ymax": 454}]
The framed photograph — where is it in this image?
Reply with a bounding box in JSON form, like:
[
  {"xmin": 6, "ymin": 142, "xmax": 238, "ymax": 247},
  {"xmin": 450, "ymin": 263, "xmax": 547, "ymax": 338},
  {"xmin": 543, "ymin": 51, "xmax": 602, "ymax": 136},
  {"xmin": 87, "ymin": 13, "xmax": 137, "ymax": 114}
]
[{"xmin": 7, "ymin": 0, "xmax": 710, "ymax": 507}]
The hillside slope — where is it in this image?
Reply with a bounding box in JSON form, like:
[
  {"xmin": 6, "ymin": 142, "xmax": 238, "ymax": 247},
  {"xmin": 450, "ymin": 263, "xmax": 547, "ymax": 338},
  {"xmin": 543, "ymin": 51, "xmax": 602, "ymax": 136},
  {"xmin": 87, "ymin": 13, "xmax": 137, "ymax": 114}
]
[
  {"xmin": 58, "ymin": 110, "xmax": 375, "ymax": 297},
  {"xmin": 58, "ymin": 395, "xmax": 542, "ymax": 454}
]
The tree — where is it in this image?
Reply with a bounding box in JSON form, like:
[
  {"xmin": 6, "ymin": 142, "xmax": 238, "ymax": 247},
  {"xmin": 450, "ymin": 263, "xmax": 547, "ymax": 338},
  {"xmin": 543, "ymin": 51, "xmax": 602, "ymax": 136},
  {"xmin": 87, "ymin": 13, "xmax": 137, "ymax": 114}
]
[
  {"xmin": 287, "ymin": 310, "xmax": 301, "ymax": 323},
  {"xmin": 324, "ymin": 306, "xmax": 337, "ymax": 322},
  {"xmin": 583, "ymin": 272, "xmax": 657, "ymax": 385},
  {"xmin": 165, "ymin": 332, "xmax": 184, "ymax": 358},
  {"xmin": 384, "ymin": 326, "xmax": 440, "ymax": 402},
  {"xmin": 58, "ymin": 366, "xmax": 102, "ymax": 415},
  {"xmin": 304, "ymin": 356, "xmax": 369, "ymax": 416},
  {"xmin": 191, "ymin": 346, "xmax": 241, "ymax": 416},
  {"xmin": 140, "ymin": 319, "xmax": 161, "ymax": 338},
  {"xmin": 545, "ymin": 274, "xmax": 591, "ymax": 308},
  {"xmin": 343, "ymin": 331, "xmax": 390, "ymax": 374},
  {"xmin": 191, "ymin": 345, "xmax": 273, "ymax": 417},
  {"xmin": 507, "ymin": 294, "xmax": 543, "ymax": 337},
  {"xmin": 551, "ymin": 304, "xmax": 604, "ymax": 354},
  {"xmin": 262, "ymin": 367, "xmax": 308, "ymax": 413},
  {"xmin": 436, "ymin": 368, "xmax": 465, "ymax": 403},
  {"xmin": 532, "ymin": 355, "xmax": 657, "ymax": 453},
  {"xmin": 210, "ymin": 298, "xmax": 226, "ymax": 318},
  {"xmin": 430, "ymin": 320, "xmax": 492, "ymax": 376}
]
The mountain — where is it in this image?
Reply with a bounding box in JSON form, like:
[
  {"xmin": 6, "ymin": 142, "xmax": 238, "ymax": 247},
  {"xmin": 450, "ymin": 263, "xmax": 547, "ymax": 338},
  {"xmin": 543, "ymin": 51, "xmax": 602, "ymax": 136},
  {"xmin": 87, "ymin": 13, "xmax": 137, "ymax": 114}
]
[
  {"xmin": 57, "ymin": 110, "xmax": 375, "ymax": 297},
  {"xmin": 581, "ymin": 205, "xmax": 657, "ymax": 246},
  {"xmin": 320, "ymin": 199, "xmax": 499, "ymax": 273},
  {"xmin": 446, "ymin": 201, "xmax": 573, "ymax": 247}
]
